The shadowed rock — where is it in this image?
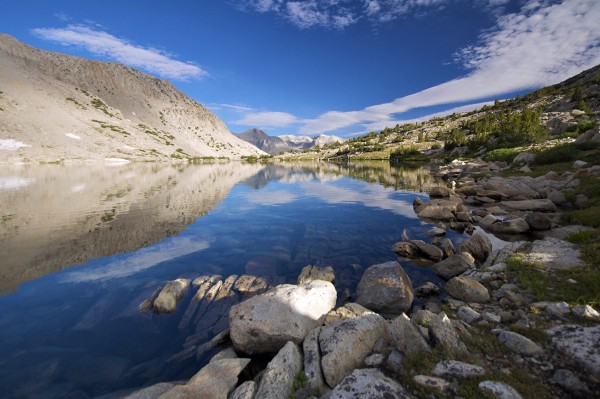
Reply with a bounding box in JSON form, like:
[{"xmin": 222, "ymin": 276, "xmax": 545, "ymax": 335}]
[
  {"xmin": 356, "ymin": 261, "xmax": 414, "ymax": 317},
  {"xmin": 432, "ymin": 252, "xmax": 475, "ymax": 280},
  {"xmin": 255, "ymin": 341, "xmax": 302, "ymax": 399}
]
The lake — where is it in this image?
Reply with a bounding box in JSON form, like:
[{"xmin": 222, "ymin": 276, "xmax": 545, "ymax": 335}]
[{"xmin": 0, "ymin": 161, "xmax": 464, "ymax": 398}]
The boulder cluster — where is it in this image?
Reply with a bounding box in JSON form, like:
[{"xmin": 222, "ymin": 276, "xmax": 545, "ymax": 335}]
[{"xmin": 127, "ymin": 156, "xmax": 600, "ymax": 398}]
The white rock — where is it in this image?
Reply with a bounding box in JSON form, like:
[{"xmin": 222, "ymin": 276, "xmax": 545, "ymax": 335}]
[
  {"xmin": 572, "ymin": 305, "xmax": 600, "ymax": 321},
  {"xmin": 547, "ymin": 324, "xmax": 600, "ymax": 376},
  {"xmin": 457, "ymin": 306, "xmax": 481, "ymax": 324},
  {"xmin": 519, "ymin": 238, "xmax": 582, "ymax": 269},
  {"xmin": 229, "ymin": 280, "xmax": 336, "ymax": 354},
  {"xmin": 546, "ymin": 301, "xmax": 570, "ymax": 315},
  {"xmin": 479, "ymin": 380, "xmax": 522, "ymax": 399},
  {"xmin": 414, "ymin": 375, "xmax": 449, "ymax": 392},
  {"xmin": 327, "ymin": 369, "xmax": 413, "ymax": 399},
  {"xmin": 433, "ymin": 360, "xmax": 485, "ymax": 378}
]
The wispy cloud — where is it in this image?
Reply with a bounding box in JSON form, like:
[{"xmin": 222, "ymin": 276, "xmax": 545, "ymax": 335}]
[
  {"xmin": 31, "ymin": 25, "xmax": 207, "ymax": 81},
  {"xmin": 296, "ymin": 0, "xmax": 600, "ymax": 134},
  {"xmin": 235, "ymin": 111, "xmax": 299, "ymax": 127}
]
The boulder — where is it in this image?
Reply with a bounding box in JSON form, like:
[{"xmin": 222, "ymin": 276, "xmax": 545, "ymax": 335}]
[
  {"xmin": 497, "ymin": 330, "xmax": 543, "ymax": 356},
  {"xmin": 392, "ymin": 241, "xmax": 419, "ymax": 258},
  {"xmin": 511, "ymin": 152, "xmax": 535, "ymax": 165},
  {"xmin": 303, "ymin": 327, "xmax": 327, "ymax": 396},
  {"xmin": 327, "ymin": 369, "xmax": 414, "ymax": 399},
  {"xmin": 457, "ymin": 306, "xmax": 481, "ymax": 324},
  {"xmin": 524, "ymin": 212, "xmax": 552, "ymax": 231},
  {"xmin": 433, "ymin": 360, "xmax": 485, "ymax": 378},
  {"xmin": 411, "ymin": 240, "xmax": 444, "ymax": 261},
  {"xmin": 440, "ymin": 238, "xmax": 455, "ymax": 257},
  {"xmin": 483, "ymin": 177, "xmax": 539, "ymax": 199},
  {"xmin": 255, "ymin": 341, "xmax": 303, "ymax": 399},
  {"xmin": 417, "ymin": 206, "xmax": 456, "ymax": 221},
  {"xmin": 324, "ymin": 303, "xmax": 374, "ymax": 325},
  {"xmin": 446, "ymin": 277, "xmax": 490, "ymax": 303},
  {"xmin": 229, "ymin": 281, "xmax": 336, "ymax": 354},
  {"xmin": 233, "ymin": 275, "xmax": 269, "ymax": 296},
  {"xmin": 389, "ymin": 313, "xmax": 430, "ymax": 356},
  {"xmin": 320, "ymin": 313, "xmax": 388, "ymax": 388},
  {"xmin": 547, "ymin": 324, "xmax": 600, "ymax": 376},
  {"xmin": 356, "ymin": 261, "xmax": 414, "ymax": 316},
  {"xmin": 297, "ymin": 265, "xmax": 335, "ymax": 284},
  {"xmin": 483, "ymin": 217, "xmax": 530, "ymax": 235},
  {"xmin": 160, "ymin": 358, "xmax": 250, "ymax": 399},
  {"xmin": 457, "ymin": 233, "xmax": 492, "ymax": 264},
  {"xmin": 415, "ymin": 282, "xmax": 440, "ymax": 297},
  {"xmin": 124, "ymin": 383, "xmax": 175, "ymax": 399},
  {"xmin": 429, "ymin": 186, "xmax": 451, "ymax": 198},
  {"xmin": 413, "ymin": 375, "xmax": 450, "ymax": 392},
  {"xmin": 428, "ymin": 313, "xmax": 468, "ymax": 356},
  {"xmin": 229, "ymin": 381, "xmax": 256, "ymax": 399},
  {"xmin": 153, "ymin": 279, "xmax": 190, "ymax": 314},
  {"xmin": 500, "ymin": 199, "xmax": 557, "ymax": 212},
  {"xmin": 432, "ymin": 252, "xmax": 475, "ymax": 280},
  {"xmin": 479, "ymin": 381, "xmax": 522, "ymax": 399}
]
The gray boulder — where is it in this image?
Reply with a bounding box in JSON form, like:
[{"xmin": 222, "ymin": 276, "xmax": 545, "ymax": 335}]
[
  {"xmin": 320, "ymin": 313, "xmax": 388, "ymax": 388},
  {"xmin": 392, "ymin": 241, "xmax": 419, "ymax": 258},
  {"xmin": 483, "ymin": 217, "xmax": 530, "ymax": 235},
  {"xmin": 229, "ymin": 280, "xmax": 336, "ymax": 354},
  {"xmin": 511, "ymin": 152, "xmax": 535, "ymax": 165},
  {"xmin": 124, "ymin": 383, "xmax": 175, "ymax": 399},
  {"xmin": 497, "ymin": 330, "xmax": 543, "ymax": 356},
  {"xmin": 255, "ymin": 341, "xmax": 303, "ymax": 399},
  {"xmin": 519, "ymin": 237, "xmax": 582, "ymax": 269},
  {"xmin": 479, "ymin": 381, "xmax": 522, "ymax": 399},
  {"xmin": 324, "ymin": 303, "xmax": 374, "ymax": 325},
  {"xmin": 160, "ymin": 358, "xmax": 250, "ymax": 399},
  {"xmin": 411, "ymin": 240, "xmax": 444, "ymax": 261},
  {"xmin": 525, "ymin": 212, "xmax": 552, "ymax": 231},
  {"xmin": 389, "ymin": 313, "xmax": 430, "ymax": 356},
  {"xmin": 303, "ymin": 327, "xmax": 327, "ymax": 396},
  {"xmin": 428, "ymin": 313, "xmax": 468, "ymax": 356},
  {"xmin": 327, "ymin": 369, "xmax": 414, "ymax": 399},
  {"xmin": 429, "ymin": 186, "xmax": 451, "ymax": 198},
  {"xmin": 154, "ymin": 279, "xmax": 190, "ymax": 314},
  {"xmin": 229, "ymin": 381, "xmax": 256, "ymax": 399},
  {"xmin": 356, "ymin": 261, "xmax": 414, "ymax": 316},
  {"xmin": 500, "ymin": 199, "xmax": 557, "ymax": 212},
  {"xmin": 433, "ymin": 360, "xmax": 485, "ymax": 378},
  {"xmin": 457, "ymin": 233, "xmax": 492, "ymax": 264},
  {"xmin": 432, "ymin": 252, "xmax": 475, "ymax": 280},
  {"xmin": 446, "ymin": 277, "xmax": 490, "ymax": 303},
  {"xmin": 547, "ymin": 324, "xmax": 600, "ymax": 376}
]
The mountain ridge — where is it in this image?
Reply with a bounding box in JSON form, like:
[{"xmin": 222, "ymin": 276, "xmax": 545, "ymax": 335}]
[{"xmin": 0, "ymin": 33, "xmax": 266, "ymax": 162}]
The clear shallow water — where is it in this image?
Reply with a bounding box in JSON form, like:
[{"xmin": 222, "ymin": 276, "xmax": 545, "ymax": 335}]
[{"xmin": 0, "ymin": 161, "xmax": 463, "ymax": 398}]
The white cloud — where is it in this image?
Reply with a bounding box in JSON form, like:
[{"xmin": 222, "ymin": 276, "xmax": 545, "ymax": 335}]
[
  {"xmin": 297, "ymin": 0, "xmax": 600, "ymax": 134},
  {"xmin": 235, "ymin": 111, "xmax": 299, "ymax": 127},
  {"xmin": 244, "ymin": 189, "xmax": 298, "ymax": 205},
  {"xmin": 31, "ymin": 25, "xmax": 207, "ymax": 81}
]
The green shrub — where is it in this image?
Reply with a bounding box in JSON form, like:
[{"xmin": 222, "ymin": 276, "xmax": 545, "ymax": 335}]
[
  {"xmin": 484, "ymin": 148, "xmax": 520, "ymax": 164},
  {"xmin": 533, "ymin": 143, "xmax": 580, "ymax": 165}
]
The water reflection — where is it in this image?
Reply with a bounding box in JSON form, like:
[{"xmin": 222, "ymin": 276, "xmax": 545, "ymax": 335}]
[{"xmin": 0, "ymin": 162, "xmax": 265, "ymax": 294}]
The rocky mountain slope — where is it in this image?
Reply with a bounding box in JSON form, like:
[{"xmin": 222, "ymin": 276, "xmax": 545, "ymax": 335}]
[
  {"xmin": 236, "ymin": 128, "xmax": 290, "ymax": 154},
  {"xmin": 0, "ymin": 34, "xmax": 265, "ymax": 163}
]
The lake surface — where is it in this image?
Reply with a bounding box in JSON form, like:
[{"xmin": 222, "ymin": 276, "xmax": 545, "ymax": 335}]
[{"xmin": 0, "ymin": 161, "xmax": 464, "ymax": 398}]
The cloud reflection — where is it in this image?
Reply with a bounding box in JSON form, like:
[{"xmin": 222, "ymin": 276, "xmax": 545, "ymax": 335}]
[
  {"xmin": 243, "ymin": 189, "xmax": 298, "ymax": 206},
  {"xmin": 62, "ymin": 236, "xmax": 210, "ymax": 282}
]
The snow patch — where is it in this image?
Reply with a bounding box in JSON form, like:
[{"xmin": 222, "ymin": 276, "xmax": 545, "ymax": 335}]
[
  {"xmin": 65, "ymin": 133, "xmax": 81, "ymax": 140},
  {"xmin": 123, "ymin": 145, "xmax": 136, "ymax": 150},
  {"xmin": 104, "ymin": 158, "xmax": 131, "ymax": 165},
  {"xmin": 0, "ymin": 139, "xmax": 31, "ymax": 151},
  {"xmin": 71, "ymin": 183, "xmax": 86, "ymax": 193},
  {"xmin": 0, "ymin": 176, "xmax": 34, "ymax": 190}
]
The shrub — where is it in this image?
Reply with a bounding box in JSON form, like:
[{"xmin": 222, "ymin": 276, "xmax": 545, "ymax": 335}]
[
  {"xmin": 533, "ymin": 143, "xmax": 580, "ymax": 165},
  {"xmin": 484, "ymin": 148, "xmax": 520, "ymax": 164}
]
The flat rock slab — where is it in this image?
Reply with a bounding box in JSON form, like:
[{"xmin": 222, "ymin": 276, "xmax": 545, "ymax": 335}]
[
  {"xmin": 499, "ymin": 199, "xmax": 556, "ymax": 212},
  {"xmin": 519, "ymin": 237, "xmax": 582, "ymax": 269},
  {"xmin": 547, "ymin": 324, "xmax": 600, "ymax": 377},
  {"xmin": 327, "ymin": 369, "xmax": 415, "ymax": 398}
]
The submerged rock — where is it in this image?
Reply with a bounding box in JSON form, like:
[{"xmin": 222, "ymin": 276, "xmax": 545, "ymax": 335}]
[
  {"xmin": 153, "ymin": 279, "xmax": 190, "ymax": 314},
  {"xmin": 229, "ymin": 280, "xmax": 336, "ymax": 354},
  {"xmin": 356, "ymin": 261, "xmax": 414, "ymax": 316},
  {"xmin": 297, "ymin": 265, "xmax": 335, "ymax": 284}
]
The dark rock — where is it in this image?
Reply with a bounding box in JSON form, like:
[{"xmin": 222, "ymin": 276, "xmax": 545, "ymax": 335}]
[
  {"xmin": 411, "ymin": 240, "xmax": 444, "ymax": 261},
  {"xmin": 356, "ymin": 261, "xmax": 414, "ymax": 316},
  {"xmin": 457, "ymin": 233, "xmax": 492, "ymax": 264},
  {"xmin": 525, "ymin": 212, "xmax": 552, "ymax": 231},
  {"xmin": 432, "ymin": 252, "xmax": 475, "ymax": 280},
  {"xmin": 429, "ymin": 186, "xmax": 451, "ymax": 198},
  {"xmin": 392, "ymin": 241, "xmax": 418, "ymax": 258}
]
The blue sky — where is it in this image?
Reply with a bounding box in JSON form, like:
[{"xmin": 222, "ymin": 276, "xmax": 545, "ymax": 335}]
[{"xmin": 2, "ymin": 1, "xmax": 600, "ymax": 138}]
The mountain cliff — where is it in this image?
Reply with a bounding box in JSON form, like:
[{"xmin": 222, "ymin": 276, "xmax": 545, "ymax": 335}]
[{"xmin": 0, "ymin": 34, "xmax": 265, "ymax": 162}]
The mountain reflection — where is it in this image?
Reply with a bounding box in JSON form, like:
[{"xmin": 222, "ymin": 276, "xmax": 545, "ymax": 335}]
[{"xmin": 0, "ymin": 161, "xmax": 437, "ymax": 294}]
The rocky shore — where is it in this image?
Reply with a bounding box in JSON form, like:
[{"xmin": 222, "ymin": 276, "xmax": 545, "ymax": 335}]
[{"xmin": 127, "ymin": 155, "xmax": 600, "ymax": 398}]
